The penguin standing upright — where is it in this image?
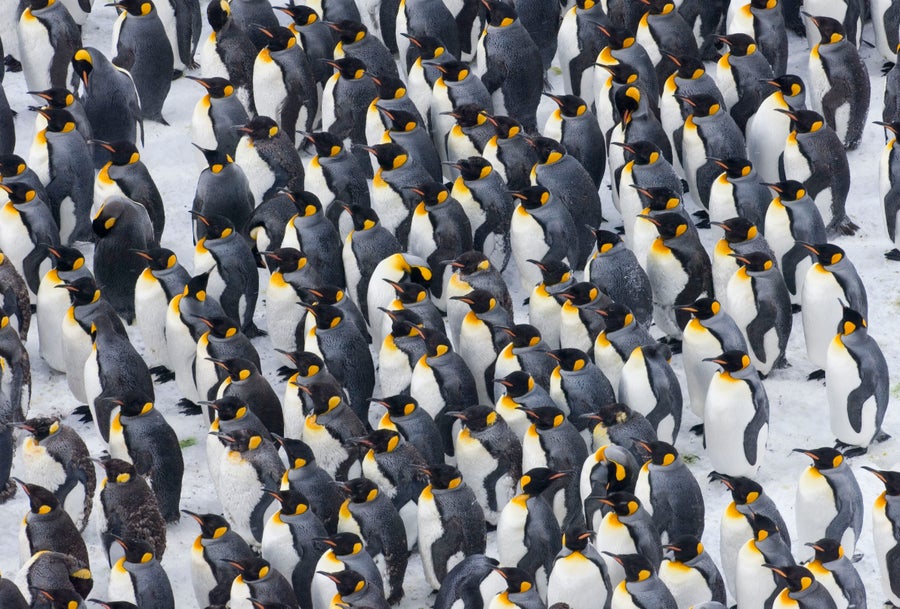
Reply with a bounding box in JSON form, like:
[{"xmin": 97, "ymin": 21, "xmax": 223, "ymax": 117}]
[
  {"xmin": 727, "ymin": 0, "xmax": 787, "ymax": 76},
  {"xmin": 184, "ymin": 510, "xmax": 256, "ymax": 608},
  {"xmin": 746, "ymin": 74, "xmax": 807, "ymax": 183},
  {"xmin": 193, "ymin": 150, "xmax": 256, "ymax": 242},
  {"xmin": 487, "ymin": 567, "xmax": 545, "ymax": 609},
  {"xmin": 585, "ymin": 229, "xmax": 653, "ymax": 329},
  {"xmin": 228, "ymin": 557, "xmax": 298, "ymax": 609},
  {"xmin": 549, "ymin": 349, "xmax": 615, "ymax": 437},
  {"xmin": 374, "ymin": 395, "xmax": 444, "ymax": 467},
  {"xmin": 707, "ymin": 157, "xmax": 770, "ymax": 228},
  {"xmin": 18, "ymin": 0, "xmax": 81, "ymax": 92},
  {"xmin": 658, "ymin": 535, "xmax": 727, "ymax": 608},
  {"xmin": 133, "ymin": 248, "xmax": 189, "ymax": 380},
  {"xmin": 429, "ymin": 60, "xmax": 492, "ymax": 164},
  {"xmin": 17, "ymin": 480, "xmax": 89, "ymax": 567},
  {"xmin": 805, "ymin": 538, "xmax": 865, "ymax": 609},
  {"xmin": 592, "ymin": 303, "xmax": 655, "ymax": 393},
  {"xmin": 542, "ymin": 94, "xmax": 605, "ymax": 189},
  {"xmin": 878, "ymin": 120, "xmax": 900, "ymax": 260},
  {"xmin": 863, "ymin": 467, "xmax": 900, "ymax": 608},
  {"xmin": 235, "ymin": 116, "xmax": 306, "ymax": 201},
  {"xmin": 227, "ymin": 0, "xmax": 278, "ymax": 50},
  {"xmin": 107, "ymin": 537, "xmax": 175, "ymax": 609},
  {"xmin": 618, "ymin": 343, "xmax": 683, "ymax": 444},
  {"xmin": 253, "ymin": 25, "xmax": 317, "ymax": 140},
  {"xmin": 547, "ymin": 526, "xmax": 611, "ymax": 609},
  {"xmin": 605, "ymin": 552, "xmax": 676, "ymax": 609},
  {"xmin": 110, "ymin": 0, "xmax": 174, "ymax": 123},
  {"xmin": 93, "ymin": 140, "xmax": 165, "ymax": 243},
  {"xmin": 188, "ymin": 76, "xmax": 249, "ymax": 157},
  {"xmin": 735, "ymin": 514, "xmax": 796, "ymax": 609},
  {"xmin": 29, "ymin": 87, "xmax": 92, "ymax": 144},
  {"xmin": 0, "ymin": 183, "xmax": 59, "ymax": 296},
  {"xmin": 634, "ymin": 440, "xmax": 704, "ymax": 543},
  {"xmin": 493, "ymin": 325, "xmax": 555, "ymax": 392},
  {"xmin": 201, "ymin": 0, "xmax": 257, "ymax": 109},
  {"xmin": 95, "ymin": 457, "xmax": 167, "ymax": 560},
  {"xmin": 275, "ymin": 435, "xmax": 344, "ymax": 533},
  {"xmin": 277, "ymin": 4, "xmax": 333, "ymax": 87},
  {"xmin": 714, "ymin": 34, "xmax": 774, "ymax": 132},
  {"xmin": 806, "ymin": 15, "xmax": 869, "ymax": 150},
  {"xmin": 213, "ymin": 358, "xmax": 282, "ymax": 435},
  {"xmin": 311, "ymin": 532, "xmax": 385, "ymax": 609}
]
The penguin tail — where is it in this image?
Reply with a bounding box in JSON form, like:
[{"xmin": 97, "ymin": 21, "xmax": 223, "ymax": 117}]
[
  {"xmin": 276, "ymin": 365, "xmax": 296, "ymax": 381},
  {"xmin": 242, "ymin": 323, "xmax": 267, "ymax": 339},
  {"xmin": 178, "ymin": 399, "xmax": 204, "ymax": 416},
  {"xmin": 72, "ymin": 405, "xmax": 94, "ymax": 423},
  {"xmin": 831, "ymin": 216, "xmax": 859, "ymax": 237},
  {"xmin": 0, "ymin": 479, "xmax": 16, "ymax": 504}
]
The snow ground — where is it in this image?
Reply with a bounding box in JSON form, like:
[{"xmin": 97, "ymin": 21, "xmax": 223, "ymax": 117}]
[{"xmin": 0, "ymin": 4, "xmax": 899, "ymax": 608}]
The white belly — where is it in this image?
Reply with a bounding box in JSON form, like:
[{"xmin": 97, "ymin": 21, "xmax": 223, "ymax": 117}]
[
  {"xmin": 801, "ymin": 268, "xmax": 843, "ymax": 368},
  {"xmin": 874, "ymin": 501, "xmax": 900, "ymax": 605},
  {"xmin": 682, "ymin": 319, "xmax": 723, "ymax": 417},
  {"xmin": 18, "ymin": 12, "xmax": 55, "ymax": 92},
  {"xmin": 234, "ymin": 138, "xmax": 275, "ymax": 203},
  {"xmin": 736, "ymin": 541, "xmax": 775, "ymax": 609},
  {"xmin": 511, "ymin": 207, "xmax": 550, "ymax": 291},
  {"xmin": 37, "ymin": 271, "xmax": 70, "ymax": 371},
  {"xmin": 459, "ymin": 319, "xmax": 496, "ymax": 404},
  {"xmin": 378, "ymin": 337, "xmax": 414, "ymax": 396},
  {"xmin": 192, "ymin": 100, "xmax": 218, "ymax": 151},
  {"xmin": 807, "ymin": 52, "xmax": 831, "ymax": 114},
  {"xmin": 304, "ymin": 417, "xmax": 350, "ymax": 479},
  {"xmin": 495, "ymin": 395, "xmax": 530, "ymax": 441},
  {"xmin": 418, "ymin": 490, "xmax": 446, "ymax": 590},
  {"xmin": 62, "ymin": 310, "xmax": 90, "ymax": 403},
  {"xmin": 720, "ymin": 504, "xmax": 752, "ymax": 597},
  {"xmin": 658, "ymin": 560, "xmax": 712, "ymax": 609},
  {"xmin": 826, "ymin": 336, "xmax": 877, "ymax": 447},
  {"xmin": 370, "ymin": 177, "xmax": 408, "ymax": 237},
  {"xmin": 704, "ymin": 373, "xmax": 766, "ymax": 477},
  {"xmin": 253, "ymin": 59, "xmax": 289, "ymax": 121},
  {"xmin": 529, "ymin": 288, "xmax": 562, "ymax": 350},
  {"xmin": 746, "ymin": 95, "xmax": 790, "ymax": 183},
  {"xmin": 107, "ymin": 564, "xmax": 138, "ymax": 605},
  {"xmin": 0, "ymin": 207, "xmax": 35, "ymax": 287},
  {"xmin": 795, "ymin": 467, "xmax": 840, "ymax": 549},
  {"xmin": 496, "ymin": 499, "xmax": 528, "ymax": 566},
  {"xmin": 134, "ymin": 271, "xmax": 169, "ymax": 367},
  {"xmin": 261, "ymin": 514, "xmax": 300, "ymax": 578},
  {"xmin": 191, "ymin": 538, "xmax": 219, "ymax": 608},
  {"xmin": 218, "ymin": 452, "xmax": 267, "ymax": 543},
  {"xmin": 596, "ymin": 515, "xmax": 638, "ymax": 587},
  {"xmin": 410, "ymin": 361, "xmax": 445, "ymax": 420},
  {"xmin": 266, "ymin": 277, "xmax": 304, "ymax": 352},
  {"xmin": 166, "ymin": 297, "xmax": 200, "ymax": 402},
  {"xmin": 200, "ymin": 33, "xmax": 230, "ymax": 80},
  {"xmin": 548, "ymin": 552, "xmax": 610, "ymax": 609}
]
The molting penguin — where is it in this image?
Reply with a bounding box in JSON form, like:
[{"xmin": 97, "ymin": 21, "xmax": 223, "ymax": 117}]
[{"xmin": 235, "ymin": 116, "xmax": 305, "ymax": 202}]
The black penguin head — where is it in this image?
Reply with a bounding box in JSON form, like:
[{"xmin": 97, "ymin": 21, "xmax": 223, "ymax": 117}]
[
  {"xmin": 71, "ymin": 48, "xmax": 95, "ymax": 86},
  {"xmin": 324, "ymin": 57, "xmax": 368, "ymax": 80},
  {"xmin": 793, "ymin": 446, "xmax": 844, "ymax": 470},
  {"xmin": 421, "ymin": 464, "xmax": 464, "ymax": 490},
  {"xmin": 14, "ymin": 416, "xmax": 62, "ymax": 441},
  {"xmin": 748, "ymin": 513, "xmax": 781, "ymax": 541},
  {"xmin": 805, "ymin": 14, "xmax": 846, "ymax": 44},
  {"xmin": 559, "ymin": 282, "xmax": 603, "ymax": 307},
  {"xmin": 705, "ymin": 350, "xmax": 752, "ymax": 374},
  {"xmin": 500, "ymin": 324, "xmax": 543, "ymax": 349},
  {"xmin": 713, "ymin": 217, "xmax": 759, "ymax": 244},
  {"xmin": 764, "ymin": 180, "xmax": 807, "ymax": 202},
  {"xmin": 711, "ymin": 157, "xmax": 753, "ymax": 179},
  {"xmin": 586, "ymin": 402, "xmax": 633, "ymax": 429},
  {"xmin": 733, "ymin": 251, "xmax": 775, "ymax": 273},
  {"xmin": 493, "ymin": 567, "xmax": 535, "ymax": 594},
  {"xmin": 263, "ymin": 247, "xmax": 309, "ymax": 274},
  {"xmin": 527, "ymin": 259, "xmax": 572, "ymax": 286},
  {"xmin": 277, "ymin": 350, "xmax": 325, "ymax": 377},
  {"xmin": 34, "ymin": 588, "xmax": 87, "ymax": 609},
  {"xmin": 511, "ymin": 186, "xmax": 552, "ymax": 210},
  {"xmin": 806, "ymin": 538, "xmax": 844, "ymax": 563},
  {"xmin": 520, "ymin": 406, "xmax": 567, "ymax": 430},
  {"xmin": 595, "ymin": 23, "xmax": 634, "ymax": 50},
  {"xmin": 58, "ymin": 276, "xmax": 101, "ymax": 306},
  {"xmin": 676, "ymin": 93, "xmax": 722, "ymax": 118},
  {"xmin": 113, "ymin": 392, "xmax": 155, "ymax": 417},
  {"xmin": 764, "ymin": 565, "xmax": 816, "ymax": 593},
  {"xmin": 27, "ymin": 88, "xmax": 76, "ymax": 109},
  {"xmin": 267, "ymin": 487, "xmax": 312, "ymax": 515},
  {"xmin": 186, "ymin": 76, "xmax": 236, "ymax": 99},
  {"xmin": 277, "ymin": 2, "xmax": 320, "ymax": 26},
  {"xmin": 798, "ymin": 242, "xmax": 845, "ymax": 267},
  {"xmin": 495, "ymin": 370, "xmax": 535, "ymax": 398},
  {"xmin": 371, "ymin": 394, "xmax": 420, "ymax": 418},
  {"xmin": 196, "ymin": 146, "xmax": 234, "ymax": 172},
  {"xmin": 270, "ymin": 434, "xmax": 315, "ymax": 470},
  {"xmin": 208, "ymin": 396, "xmax": 249, "ymax": 422},
  {"xmin": 448, "ymin": 104, "xmax": 489, "ymax": 129},
  {"xmin": 481, "ymin": 0, "xmax": 518, "ymax": 27},
  {"xmin": 716, "ymin": 33, "xmax": 758, "ymax": 56},
  {"xmin": 410, "ymin": 182, "xmax": 450, "ymax": 207},
  {"xmin": 184, "ymin": 272, "xmax": 211, "ymax": 302},
  {"xmin": 116, "ymin": 537, "xmax": 156, "ymax": 565},
  {"xmin": 596, "ymin": 61, "xmax": 640, "ymax": 86},
  {"xmin": 351, "ymin": 429, "xmax": 402, "ymax": 454},
  {"xmin": 108, "ymin": 0, "xmax": 156, "ymax": 16},
  {"xmin": 363, "ymin": 143, "xmax": 409, "ymax": 170},
  {"xmin": 0, "ymin": 182, "xmax": 38, "ymax": 206},
  {"xmin": 616, "ymin": 140, "xmax": 662, "ymax": 166},
  {"xmin": 259, "ymin": 25, "xmax": 297, "ymax": 52},
  {"xmin": 215, "ymin": 357, "xmax": 259, "ymax": 382},
  {"xmin": 327, "ymin": 19, "xmax": 368, "ymax": 44},
  {"xmin": 402, "ymin": 33, "xmax": 447, "ymax": 61},
  {"xmin": 92, "ymin": 198, "xmax": 135, "ymax": 237},
  {"xmin": 193, "ymin": 212, "xmax": 236, "ymax": 240},
  {"xmin": 451, "ymin": 289, "xmax": 499, "ymax": 314},
  {"xmin": 16, "ymin": 480, "xmax": 61, "ymax": 514},
  {"xmin": 666, "ymin": 54, "xmax": 706, "ymax": 80},
  {"xmin": 413, "ymin": 326, "xmax": 453, "ymax": 358},
  {"xmin": 450, "ymin": 251, "xmax": 493, "ymax": 276},
  {"xmin": 529, "ymin": 137, "xmax": 566, "ymax": 165},
  {"xmin": 864, "ymin": 467, "xmax": 900, "ymax": 495},
  {"xmin": 664, "ymin": 535, "xmax": 704, "ymax": 563},
  {"xmin": 92, "ymin": 140, "xmax": 140, "ymax": 166},
  {"xmin": 381, "ymin": 307, "xmax": 424, "ymax": 337},
  {"xmin": 837, "ymin": 306, "xmax": 866, "ymax": 337},
  {"xmin": 709, "ymin": 471, "xmax": 764, "ymax": 505},
  {"xmin": 640, "ymin": 211, "xmax": 690, "ymax": 240},
  {"xmin": 287, "ymin": 190, "xmax": 324, "ymax": 218},
  {"xmin": 547, "ymin": 348, "xmax": 591, "ymax": 373},
  {"xmin": 316, "ymin": 532, "xmax": 365, "ymax": 556},
  {"xmin": 634, "ymin": 186, "xmax": 681, "ymax": 212},
  {"xmin": 448, "ymin": 404, "xmax": 499, "ymax": 432},
  {"xmin": 304, "ymin": 285, "xmax": 346, "ymax": 307},
  {"xmin": 641, "ymin": 0, "xmax": 675, "ymax": 15},
  {"xmin": 544, "ymin": 93, "xmax": 589, "ymax": 118},
  {"xmin": 323, "ymin": 568, "xmax": 368, "ymax": 598},
  {"xmin": 182, "ymin": 510, "xmax": 232, "ymax": 539},
  {"xmin": 217, "ymin": 428, "xmax": 267, "ymax": 454},
  {"xmin": 604, "ymin": 553, "xmax": 655, "ymax": 582},
  {"xmin": 229, "ymin": 557, "xmax": 273, "ymax": 582},
  {"xmin": 89, "ymin": 599, "xmax": 139, "ymax": 609},
  {"xmin": 767, "ymin": 74, "xmax": 805, "ymax": 99},
  {"xmin": 597, "ymin": 491, "xmax": 643, "ymax": 517},
  {"xmin": 370, "ymin": 74, "xmax": 407, "ymax": 100},
  {"xmin": 519, "ymin": 467, "xmax": 568, "ymax": 495},
  {"xmin": 238, "ymin": 116, "xmax": 281, "ymax": 141},
  {"xmin": 384, "ymin": 280, "xmax": 428, "ymax": 306},
  {"xmin": 96, "ymin": 457, "xmax": 137, "ymax": 485},
  {"xmin": 133, "ymin": 248, "xmax": 178, "ymax": 272},
  {"xmin": 342, "ymin": 477, "xmax": 380, "ymax": 503},
  {"xmin": 454, "ymin": 157, "xmax": 494, "ymax": 182},
  {"xmin": 0, "ymin": 154, "xmax": 28, "ymax": 177},
  {"xmin": 677, "ymin": 297, "xmax": 722, "ymax": 321},
  {"xmin": 206, "ymin": 0, "xmax": 232, "ymax": 30},
  {"xmin": 561, "ymin": 525, "xmax": 593, "ymax": 552},
  {"xmin": 784, "ymin": 109, "xmax": 826, "ymax": 135},
  {"xmin": 305, "ymin": 303, "xmax": 345, "ymax": 331},
  {"xmin": 484, "ymin": 115, "xmax": 523, "ymax": 139},
  {"xmin": 300, "ymin": 381, "xmax": 346, "ymax": 415},
  {"xmin": 637, "ymin": 440, "xmax": 679, "ymax": 466},
  {"xmin": 431, "ymin": 60, "xmax": 472, "ymax": 83},
  {"xmin": 380, "ymin": 107, "xmax": 421, "ymax": 133},
  {"xmin": 341, "ymin": 204, "xmax": 381, "ymax": 231}
]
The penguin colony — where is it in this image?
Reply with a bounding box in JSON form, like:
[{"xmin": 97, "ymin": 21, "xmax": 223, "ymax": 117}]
[{"xmin": 0, "ymin": 0, "xmax": 899, "ymax": 607}]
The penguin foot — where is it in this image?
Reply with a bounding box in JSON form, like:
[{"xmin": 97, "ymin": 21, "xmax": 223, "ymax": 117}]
[
  {"xmin": 885, "ymin": 62, "xmax": 898, "ymax": 75},
  {"xmin": 885, "ymin": 249, "xmax": 900, "ymax": 261},
  {"xmin": 171, "ymin": 69, "xmax": 185, "ymax": 80},
  {"xmin": 695, "ymin": 218, "xmax": 711, "ymax": 229},
  {"xmin": 615, "ymin": 225, "xmax": 625, "ymax": 234},
  {"xmin": 835, "ymin": 442, "xmax": 868, "ymax": 458},
  {"xmin": 807, "ymin": 369, "xmax": 825, "ymax": 381},
  {"xmin": 876, "ymin": 431, "xmax": 892, "ymax": 444},
  {"xmin": 835, "ymin": 219, "xmax": 860, "ymax": 236},
  {"xmin": 276, "ymin": 365, "xmax": 296, "ymax": 381},
  {"xmin": 386, "ymin": 590, "xmax": 405, "ymax": 605},
  {"xmin": 791, "ymin": 304, "xmax": 802, "ymax": 314},
  {"xmin": 0, "ymin": 479, "xmax": 16, "ymax": 503},
  {"xmin": 681, "ymin": 178, "xmax": 690, "ymax": 193},
  {"xmin": 3, "ymin": 55, "xmax": 21, "ymax": 72},
  {"xmin": 178, "ymin": 399, "xmax": 203, "ymax": 416},
  {"xmin": 689, "ymin": 423, "xmax": 704, "ymax": 436},
  {"xmin": 659, "ymin": 337, "xmax": 682, "ymax": 354},
  {"xmin": 72, "ymin": 405, "xmax": 93, "ymax": 422},
  {"xmin": 243, "ymin": 323, "xmax": 267, "ymax": 339},
  {"xmin": 150, "ymin": 366, "xmax": 176, "ymax": 383},
  {"xmin": 692, "ymin": 210, "xmax": 709, "ymax": 221},
  {"xmin": 850, "ymin": 552, "xmax": 863, "ymax": 562}
]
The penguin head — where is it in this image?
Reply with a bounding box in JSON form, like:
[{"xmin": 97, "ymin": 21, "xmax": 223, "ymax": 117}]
[
  {"xmin": 783, "ymin": 109, "xmax": 826, "ymax": 135},
  {"xmin": 186, "ymin": 76, "xmax": 236, "ymax": 99},
  {"xmin": 26, "ymin": 0, "xmax": 58, "ymax": 8},
  {"xmin": 805, "ymin": 14, "xmax": 845, "ymax": 45},
  {"xmin": 712, "ymin": 217, "xmax": 758, "ymax": 244},
  {"xmin": 300, "ymin": 380, "xmax": 346, "ymax": 415},
  {"xmin": 450, "ymin": 251, "xmax": 492, "ymax": 275},
  {"xmin": 733, "ymin": 251, "xmax": 775, "ymax": 274},
  {"xmin": 384, "ymin": 280, "xmax": 428, "ymax": 306},
  {"xmin": 597, "ymin": 491, "xmax": 643, "ymax": 517},
  {"xmin": 107, "ymin": 0, "xmax": 155, "ymax": 16},
  {"xmin": 184, "ymin": 272, "xmax": 211, "ymax": 303},
  {"xmin": 341, "ymin": 477, "xmax": 381, "ymax": 504},
  {"xmin": 877, "ymin": 120, "xmax": 900, "ymax": 140},
  {"xmin": 380, "ymin": 108, "xmax": 421, "ymax": 134},
  {"xmin": 277, "ymin": 350, "xmax": 325, "ymax": 378},
  {"xmin": 511, "ymin": 186, "xmax": 552, "ymax": 211},
  {"xmin": 561, "ymin": 525, "xmax": 594, "ymax": 552},
  {"xmin": 665, "ymin": 53, "xmax": 706, "ymax": 80},
  {"xmin": 133, "ymin": 248, "xmax": 178, "ymax": 272},
  {"xmin": 675, "ymin": 93, "xmax": 722, "ymax": 118},
  {"xmin": 229, "ymin": 557, "xmax": 273, "ymax": 582},
  {"xmin": 213, "ymin": 357, "xmax": 259, "ymax": 383},
  {"xmin": 364, "ymin": 143, "xmax": 409, "ymax": 171},
  {"xmin": 767, "ymin": 74, "xmax": 805, "ymax": 101},
  {"xmin": 115, "ymin": 537, "xmax": 157, "ymax": 565},
  {"xmin": 0, "ymin": 182, "xmax": 38, "ymax": 206},
  {"xmin": 837, "ymin": 306, "xmax": 866, "ymax": 337},
  {"xmin": 208, "ymin": 396, "xmax": 250, "ymax": 422},
  {"xmin": 716, "ymin": 33, "xmax": 757, "ymax": 56},
  {"xmin": 277, "ymin": 2, "xmax": 319, "ymax": 25},
  {"xmin": 92, "ymin": 140, "xmax": 140, "ymax": 166},
  {"xmin": 453, "ymin": 157, "xmax": 493, "ymax": 183},
  {"xmin": 196, "ymin": 146, "xmax": 234, "ymax": 173},
  {"xmin": 519, "ymin": 467, "xmax": 569, "ymax": 495},
  {"xmin": 420, "ymin": 463, "xmax": 464, "ymax": 490},
  {"xmin": 315, "ymin": 532, "xmax": 364, "ymax": 556},
  {"xmin": 677, "ymin": 297, "xmax": 722, "ymax": 321},
  {"xmin": 371, "ymin": 395, "xmax": 420, "ymax": 419},
  {"xmin": 764, "ymin": 565, "xmax": 816, "ymax": 593},
  {"xmin": 634, "ymin": 186, "xmax": 681, "ymax": 212},
  {"xmin": 596, "ymin": 61, "xmax": 640, "ymax": 86},
  {"xmin": 484, "ymin": 115, "xmax": 523, "ymax": 139},
  {"xmin": 15, "ymin": 479, "xmax": 61, "ymax": 515},
  {"xmin": 327, "ymin": 19, "xmax": 368, "ymax": 44},
  {"xmin": 96, "ymin": 457, "xmax": 138, "ymax": 485},
  {"xmin": 749, "ymin": 0, "xmax": 777, "ymax": 7},
  {"xmin": 529, "ymin": 137, "xmax": 566, "ymax": 165},
  {"xmin": 493, "ymin": 567, "xmax": 536, "ymax": 594},
  {"xmin": 286, "ymin": 190, "xmax": 324, "ymax": 218},
  {"xmin": 323, "ymin": 568, "xmax": 369, "ymax": 598},
  {"xmin": 500, "ymin": 324, "xmax": 543, "ymax": 349},
  {"xmin": 595, "ymin": 23, "xmax": 634, "ymax": 51},
  {"xmin": 481, "ymin": 0, "xmax": 518, "ymax": 28},
  {"xmin": 639, "ymin": 0, "xmax": 676, "ymax": 14},
  {"xmin": 182, "ymin": 510, "xmax": 233, "ymax": 539},
  {"xmin": 88, "ymin": 599, "xmax": 138, "ymax": 609},
  {"xmin": 704, "ymin": 350, "xmax": 752, "ymax": 374},
  {"xmin": 272, "ymin": 434, "xmax": 318, "ymax": 470},
  {"xmin": 267, "ymin": 487, "xmax": 312, "ymax": 515},
  {"xmin": 711, "ymin": 157, "xmax": 753, "ymax": 179},
  {"xmin": 198, "ymin": 312, "xmax": 241, "ymax": 337},
  {"xmin": 339, "ymin": 204, "xmax": 380, "ymax": 233},
  {"xmin": 559, "ymin": 282, "xmax": 603, "ymax": 307},
  {"xmin": 636, "ymin": 440, "xmax": 680, "ymax": 466},
  {"xmin": 71, "ymin": 48, "xmax": 95, "ymax": 87},
  {"xmin": 27, "ymin": 88, "xmax": 75, "ymax": 109},
  {"xmin": 380, "ymin": 307, "xmax": 425, "ymax": 337},
  {"xmin": 520, "ymin": 406, "xmax": 567, "ymax": 430},
  {"xmin": 544, "ymin": 93, "xmax": 588, "ymax": 119},
  {"xmin": 708, "ymin": 471, "xmax": 764, "ymax": 506},
  {"xmin": 663, "ymin": 535, "xmax": 704, "ymax": 563},
  {"xmin": 350, "ymin": 429, "xmax": 402, "ymax": 454},
  {"xmin": 410, "ymin": 182, "xmax": 451, "ymax": 207},
  {"xmin": 495, "ymin": 370, "xmax": 535, "ymax": 398},
  {"xmin": 305, "ymin": 302, "xmax": 345, "ymax": 331},
  {"xmin": 324, "ymin": 57, "xmax": 368, "ymax": 81},
  {"xmin": 206, "ymin": 0, "xmax": 232, "ymax": 31},
  {"xmin": 33, "ymin": 588, "xmax": 86, "ymax": 609},
  {"xmin": 113, "ymin": 393, "xmax": 155, "ymax": 418},
  {"xmin": 798, "ymin": 242, "xmax": 845, "ymax": 267},
  {"xmin": 430, "ymin": 60, "xmax": 473, "ymax": 83},
  {"xmin": 238, "ymin": 116, "xmax": 281, "ymax": 141},
  {"xmin": 13, "ymin": 416, "xmax": 62, "ymax": 441},
  {"xmin": 92, "ymin": 199, "xmax": 130, "ymax": 238},
  {"xmin": 451, "ymin": 289, "xmax": 499, "ymax": 315},
  {"xmin": 58, "ymin": 276, "xmax": 101, "ymax": 306},
  {"xmin": 448, "ymin": 404, "xmax": 499, "ymax": 432},
  {"xmin": 764, "ymin": 180, "xmax": 807, "ymax": 202},
  {"xmin": 447, "ymin": 105, "xmax": 489, "ymax": 129},
  {"xmin": 639, "ymin": 211, "xmax": 691, "ymax": 240},
  {"xmin": 264, "ymin": 247, "xmax": 309, "ymax": 275},
  {"xmin": 412, "ymin": 326, "xmax": 454, "ymax": 358},
  {"xmin": 217, "ymin": 428, "xmax": 267, "ymax": 454},
  {"xmin": 748, "ymin": 513, "xmax": 782, "ymax": 542},
  {"xmin": 864, "ymin": 467, "xmax": 900, "ymax": 495},
  {"xmin": 793, "ymin": 446, "xmax": 844, "ymax": 470},
  {"xmin": 547, "ymin": 348, "xmax": 592, "ymax": 373},
  {"xmin": 304, "ymin": 285, "xmax": 346, "ymax": 307},
  {"xmin": 0, "ymin": 154, "xmax": 28, "ymax": 177},
  {"xmin": 616, "ymin": 140, "xmax": 662, "ymax": 166},
  {"xmin": 805, "ymin": 538, "xmax": 844, "ymax": 564},
  {"xmin": 401, "ymin": 33, "xmax": 447, "ymax": 61},
  {"xmin": 527, "ymin": 259, "xmax": 572, "ymax": 286},
  {"xmin": 603, "ymin": 552, "xmax": 655, "ymax": 583},
  {"xmin": 258, "ymin": 25, "xmax": 297, "ymax": 52},
  {"xmin": 192, "ymin": 212, "xmax": 236, "ymax": 241},
  {"xmin": 371, "ymin": 75, "xmax": 407, "ymax": 101},
  {"xmin": 583, "ymin": 402, "xmax": 633, "ymax": 431}
]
